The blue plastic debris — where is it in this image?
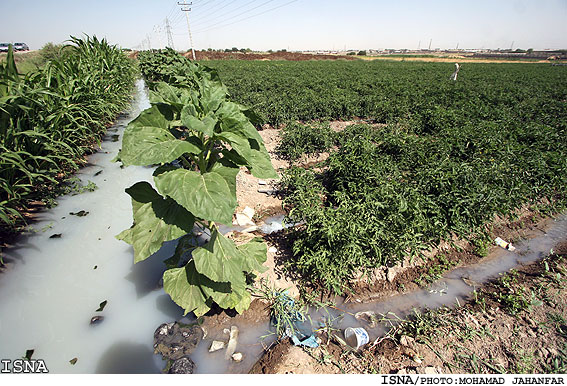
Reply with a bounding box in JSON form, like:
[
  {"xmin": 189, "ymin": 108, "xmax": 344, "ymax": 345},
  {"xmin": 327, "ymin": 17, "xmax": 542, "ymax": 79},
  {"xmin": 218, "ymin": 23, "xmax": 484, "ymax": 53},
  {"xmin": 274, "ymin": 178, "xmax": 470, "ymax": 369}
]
[
  {"xmin": 272, "ymin": 290, "xmax": 319, "ymax": 348},
  {"xmin": 291, "ymin": 334, "xmax": 319, "ymax": 348}
]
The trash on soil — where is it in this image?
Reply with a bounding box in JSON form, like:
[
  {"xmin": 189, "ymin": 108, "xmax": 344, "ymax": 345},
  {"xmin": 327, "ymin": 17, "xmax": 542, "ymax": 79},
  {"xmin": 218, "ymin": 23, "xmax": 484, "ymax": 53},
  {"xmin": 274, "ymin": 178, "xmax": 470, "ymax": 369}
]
[
  {"xmin": 272, "ymin": 290, "xmax": 320, "ymax": 348},
  {"xmin": 225, "ymin": 326, "xmax": 239, "ymax": 360},
  {"xmin": 209, "ymin": 340, "xmax": 225, "ymax": 353},
  {"xmin": 242, "ymin": 226, "xmax": 259, "ymax": 233},
  {"xmin": 291, "ymin": 335, "xmax": 320, "ymax": 348},
  {"xmin": 268, "ymin": 246, "xmax": 278, "ymax": 253},
  {"xmin": 235, "ymin": 213, "xmax": 255, "ymax": 227},
  {"xmin": 242, "ymin": 206, "xmax": 255, "ymax": 220},
  {"xmin": 344, "ymin": 327, "xmax": 370, "ymax": 350},
  {"xmin": 494, "ymin": 237, "xmax": 516, "ymax": 251},
  {"xmin": 231, "ymin": 352, "xmax": 243, "ymax": 362}
]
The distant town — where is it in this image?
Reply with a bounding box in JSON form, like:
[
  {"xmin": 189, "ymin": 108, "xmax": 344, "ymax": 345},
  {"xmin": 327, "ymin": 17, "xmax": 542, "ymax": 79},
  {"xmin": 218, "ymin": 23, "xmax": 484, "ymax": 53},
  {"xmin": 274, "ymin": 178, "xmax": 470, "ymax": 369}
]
[{"xmin": 302, "ymin": 48, "xmax": 567, "ymax": 60}]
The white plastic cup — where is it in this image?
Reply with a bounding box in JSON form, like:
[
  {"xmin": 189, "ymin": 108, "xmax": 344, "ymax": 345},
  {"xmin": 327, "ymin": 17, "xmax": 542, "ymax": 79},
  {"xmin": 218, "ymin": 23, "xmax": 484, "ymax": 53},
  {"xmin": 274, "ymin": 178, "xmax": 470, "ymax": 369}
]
[{"xmin": 344, "ymin": 327, "xmax": 369, "ymax": 350}]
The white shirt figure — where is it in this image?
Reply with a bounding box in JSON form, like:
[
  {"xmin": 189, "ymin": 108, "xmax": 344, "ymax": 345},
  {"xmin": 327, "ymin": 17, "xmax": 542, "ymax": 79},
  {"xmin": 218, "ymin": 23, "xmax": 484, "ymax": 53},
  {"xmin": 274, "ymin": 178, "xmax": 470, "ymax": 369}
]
[{"xmin": 450, "ymin": 63, "xmax": 460, "ymax": 81}]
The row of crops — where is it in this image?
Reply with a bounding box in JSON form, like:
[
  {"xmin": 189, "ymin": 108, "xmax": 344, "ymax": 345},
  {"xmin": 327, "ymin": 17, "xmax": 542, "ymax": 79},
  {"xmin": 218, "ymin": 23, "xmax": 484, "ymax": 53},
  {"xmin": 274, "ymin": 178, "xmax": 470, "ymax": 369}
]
[
  {"xmin": 206, "ymin": 59, "xmax": 567, "ymax": 294},
  {"xmin": 0, "ymin": 36, "xmax": 136, "ymax": 227}
]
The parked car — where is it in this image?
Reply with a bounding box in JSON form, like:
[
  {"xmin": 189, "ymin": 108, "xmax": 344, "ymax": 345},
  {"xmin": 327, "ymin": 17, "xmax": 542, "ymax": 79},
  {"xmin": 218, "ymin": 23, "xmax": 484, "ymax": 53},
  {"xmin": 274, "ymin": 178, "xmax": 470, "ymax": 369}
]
[
  {"xmin": 0, "ymin": 43, "xmax": 10, "ymax": 52},
  {"xmin": 14, "ymin": 43, "xmax": 29, "ymax": 51}
]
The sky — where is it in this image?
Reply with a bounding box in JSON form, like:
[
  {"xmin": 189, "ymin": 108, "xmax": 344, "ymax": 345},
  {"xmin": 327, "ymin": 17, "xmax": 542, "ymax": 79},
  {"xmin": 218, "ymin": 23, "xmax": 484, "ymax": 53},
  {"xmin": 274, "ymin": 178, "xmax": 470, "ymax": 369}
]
[{"xmin": 1, "ymin": 0, "xmax": 566, "ymax": 51}]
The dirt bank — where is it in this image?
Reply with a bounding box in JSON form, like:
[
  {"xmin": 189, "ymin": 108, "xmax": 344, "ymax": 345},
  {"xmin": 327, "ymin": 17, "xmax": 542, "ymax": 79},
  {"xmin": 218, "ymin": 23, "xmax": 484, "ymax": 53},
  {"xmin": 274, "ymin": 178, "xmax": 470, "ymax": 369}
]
[{"xmin": 250, "ymin": 239, "xmax": 567, "ymax": 374}]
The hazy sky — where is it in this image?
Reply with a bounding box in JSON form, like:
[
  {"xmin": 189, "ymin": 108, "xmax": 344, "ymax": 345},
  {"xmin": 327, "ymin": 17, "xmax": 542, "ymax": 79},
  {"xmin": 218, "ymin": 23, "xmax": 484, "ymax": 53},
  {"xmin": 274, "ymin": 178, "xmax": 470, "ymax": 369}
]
[{"xmin": 1, "ymin": 0, "xmax": 566, "ymax": 51}]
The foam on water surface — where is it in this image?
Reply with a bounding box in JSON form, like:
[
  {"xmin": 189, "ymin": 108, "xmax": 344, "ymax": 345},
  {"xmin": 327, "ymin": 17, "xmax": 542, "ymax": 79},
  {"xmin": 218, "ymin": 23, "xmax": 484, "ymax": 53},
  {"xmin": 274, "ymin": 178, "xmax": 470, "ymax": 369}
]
[{"xmin": 0, "ymin": 80, "xmax": 185, "ymax": 373}]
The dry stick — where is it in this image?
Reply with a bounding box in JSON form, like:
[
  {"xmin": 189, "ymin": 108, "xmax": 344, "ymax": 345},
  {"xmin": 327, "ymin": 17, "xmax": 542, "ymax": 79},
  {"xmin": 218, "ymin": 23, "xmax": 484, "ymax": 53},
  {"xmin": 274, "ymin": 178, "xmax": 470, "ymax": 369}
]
[{"xmin": 329, "ymin": 305, "xmax": 356, "ymax": 317}]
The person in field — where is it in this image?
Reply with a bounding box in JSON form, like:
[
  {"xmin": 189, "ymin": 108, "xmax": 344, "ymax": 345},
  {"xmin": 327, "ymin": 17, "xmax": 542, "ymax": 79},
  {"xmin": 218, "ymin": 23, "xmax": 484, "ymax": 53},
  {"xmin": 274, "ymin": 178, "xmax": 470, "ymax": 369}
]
[{"xmin": 450, "ymin": 63, "xmax": 460, "ymax": 81}]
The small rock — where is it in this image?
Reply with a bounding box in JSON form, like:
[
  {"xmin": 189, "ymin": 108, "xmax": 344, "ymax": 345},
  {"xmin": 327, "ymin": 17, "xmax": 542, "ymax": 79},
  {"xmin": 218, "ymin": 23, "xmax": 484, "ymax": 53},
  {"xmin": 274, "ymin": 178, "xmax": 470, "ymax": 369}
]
[
  {"xmin": 258, "ymin": 180, "xmax": 267, "ymax": 185},
  {"xmin": 90, "ymin": 316, "xmax": 104, "ymax": 325},
  {"xmin": 201, "ymin": 326, "xmax": 207, "ymax": 339},
  {"xmin": 268, "ymin": 246, "xmax": 277, "ymax": 253},
  {"xmin": 209, "ymin": 340, "xmax": 225, "ymax": 353},
  {"xmin": 387, "ymin": 266, "xmax": 402, "ymax": 283},
  {"xmin": 527, "ymin": 329, "xmax": 537, "ymax": 338},
  {"xmin": 400, "ymin": 335, "xmax": 415, "ymax": 347},
  {"xmin": 168, "ymin": 357, "xmax": 196, "ymax": 374},
  {"xmin": 153, "ymin": 322, "xmax": 204, "ymax": 361},
  {"xmin": 423, "ymin": 366, "xmax": 438, "ymax": 374},
  {"xmin": 223, "ymin": 328, "xmax": 230, "ymax": 335},
  {"xmin": 413, "ymin": 354, "xmax": 422, "ymax": 364},
  {"xmin": 232, "ymin": 352, "xmax": 243, "ymax": 362},
  {"xmin": 397, "ymin": 368, "xmax": 408, "ymax": 374}
]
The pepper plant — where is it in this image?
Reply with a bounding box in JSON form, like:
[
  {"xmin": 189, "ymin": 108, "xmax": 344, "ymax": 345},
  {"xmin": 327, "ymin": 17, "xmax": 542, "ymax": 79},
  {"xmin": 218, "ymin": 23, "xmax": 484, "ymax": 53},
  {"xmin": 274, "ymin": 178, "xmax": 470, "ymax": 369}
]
[{"xmin": 117, "ymin": 53, "xmax": 277, "ymax": 316}]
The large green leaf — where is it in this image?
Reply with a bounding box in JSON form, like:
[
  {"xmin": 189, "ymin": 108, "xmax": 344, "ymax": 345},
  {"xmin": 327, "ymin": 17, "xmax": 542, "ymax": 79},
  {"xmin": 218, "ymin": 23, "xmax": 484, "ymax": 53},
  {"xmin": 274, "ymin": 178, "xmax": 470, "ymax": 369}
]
[
  {"xmin": 192, "ymin": 228, "xmax": 246, "ymax": 283},
  {"xmin": 149, "ymin": 82, "xmax": 182, "ymax": 107},
  {"xmin": 237, "ymin": 237, "xmax": 268, "ymax": 274},
  {"xmin": 155, "ymin": 169, "xmax": 236, "ymax": 225},
  {"xmin": 216, "ymin": 101, "xmax": 277, "ymax": 179},
  {"xmin": 201, "ymin": 274, "xmax": 250, "ymax": 312},
  {"xmin": 116, "ymin": 182, "xmax": 194, "ymax": 263},
  {"xmin": 218, "ymin": 131, "xmax": 277, "ymax": 179},
  {"xmin": 163, "ymin": 259, "xmax": 249, "ymax": 316},
  {"xmin": 198, "ymin": 77, "xmax": 227, "ymax": 113},
  {"xmin": 209, "ymin": 158, "xmax": 239, "ymax": 198},
  {"xmin": 181, "ymin": 108, "xmax": 217, "ymax": 136},
  {"xmin": 163, "ymin": 261, "xmax": 213, "ymax": 316},
  {"xmin": 121, "ymin": 105, "xmax": 201, "ymax": 166}
]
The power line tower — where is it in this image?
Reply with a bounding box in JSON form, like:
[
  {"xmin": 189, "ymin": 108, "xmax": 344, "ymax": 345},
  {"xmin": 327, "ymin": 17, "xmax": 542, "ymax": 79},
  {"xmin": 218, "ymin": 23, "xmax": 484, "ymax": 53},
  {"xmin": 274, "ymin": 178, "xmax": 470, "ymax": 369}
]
[
  {"xmin": 165, "ymin": 17, "xmax": 175, "ymax": 50},
  {"xmin": 178, "ymin": 1, "xmax": 196, "ymax": 60}
]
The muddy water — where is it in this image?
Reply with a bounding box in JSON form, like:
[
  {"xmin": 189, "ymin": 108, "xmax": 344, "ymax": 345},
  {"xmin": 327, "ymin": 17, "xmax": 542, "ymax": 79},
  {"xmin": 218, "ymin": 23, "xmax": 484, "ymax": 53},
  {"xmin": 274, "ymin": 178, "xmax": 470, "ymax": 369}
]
[{"xmin": 0, "ymin": 80, "xmax": 186, "ymax": 373}]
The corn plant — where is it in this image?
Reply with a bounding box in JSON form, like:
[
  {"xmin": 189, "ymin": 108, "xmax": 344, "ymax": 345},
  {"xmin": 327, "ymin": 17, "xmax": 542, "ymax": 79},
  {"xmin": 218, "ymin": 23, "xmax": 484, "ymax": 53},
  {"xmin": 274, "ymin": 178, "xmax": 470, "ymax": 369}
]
[
  {"xmin": 117, "ymin": 50, "xmax": 277, "ymax": 316},
  {"xmin": 0, "ymin": 36, "xmax": 136, "ymax": 228}
]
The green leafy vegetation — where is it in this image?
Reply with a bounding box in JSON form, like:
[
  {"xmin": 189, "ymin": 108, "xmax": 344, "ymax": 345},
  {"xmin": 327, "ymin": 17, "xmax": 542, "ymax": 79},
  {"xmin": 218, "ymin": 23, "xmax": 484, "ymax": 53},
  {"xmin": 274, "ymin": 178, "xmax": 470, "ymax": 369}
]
[
  {"xmin": 206, "ymin": 59, "xmax": 567, "ymax": 294},
  {"xmin": 0, "ymin": 36, "xmax": 136, "ymax": 229},
  {"xmin": 276, "ymin": 121, "xmax": 336, "ymax": 162},
  {"xmin": 118, "ymin": 49, "xmax": 276, "ymax": 317}
]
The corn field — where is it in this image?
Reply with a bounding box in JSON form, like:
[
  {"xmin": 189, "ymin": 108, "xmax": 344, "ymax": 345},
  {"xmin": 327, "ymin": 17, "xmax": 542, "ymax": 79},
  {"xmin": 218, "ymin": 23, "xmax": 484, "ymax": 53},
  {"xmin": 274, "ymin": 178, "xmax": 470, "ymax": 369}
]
[{"xmin": 0, "ymin": 36, "xmax": 136, "ymax": 227}]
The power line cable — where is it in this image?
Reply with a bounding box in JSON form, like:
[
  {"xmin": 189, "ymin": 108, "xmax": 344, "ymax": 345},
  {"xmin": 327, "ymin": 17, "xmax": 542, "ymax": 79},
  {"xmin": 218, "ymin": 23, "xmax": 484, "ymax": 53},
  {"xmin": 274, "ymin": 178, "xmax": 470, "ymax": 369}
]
[
  {"xmin": 192, "ymin": 0, "xmax": 278, "ymax": 30},
  {"xmin": 193, "ymin": 0, "xmax": 296, "ymax": 34},
  {"xmin": 191, "ymin": 0, "xmax": 258, "ymax": 28}
]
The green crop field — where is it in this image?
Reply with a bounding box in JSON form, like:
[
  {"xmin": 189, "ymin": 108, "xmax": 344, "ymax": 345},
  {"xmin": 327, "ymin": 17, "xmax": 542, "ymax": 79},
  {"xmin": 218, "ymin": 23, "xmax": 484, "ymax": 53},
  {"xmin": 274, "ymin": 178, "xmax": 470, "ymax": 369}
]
[
  {"xmin": 206, "ymin": 59, "xmax": 567, "ymax": 293},
  {"xmin": 0, "ymin": 37, "xmax": 136, "ymax": 227}
]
